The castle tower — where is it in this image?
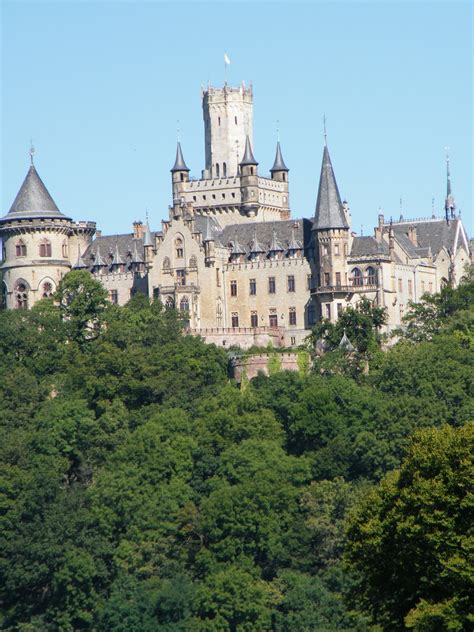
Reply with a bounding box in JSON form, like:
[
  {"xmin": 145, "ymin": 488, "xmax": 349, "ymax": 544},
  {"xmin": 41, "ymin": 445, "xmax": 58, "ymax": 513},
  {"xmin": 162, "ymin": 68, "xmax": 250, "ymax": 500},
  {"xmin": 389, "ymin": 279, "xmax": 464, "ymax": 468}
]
[
  {"xmin": 202, "ymin": 82, "xmax": 253, "ymax": 179},
  {"xmin": 239, "ymin": 136, "xmax": 259, "ymax": 217},
  {"xmin": 171, "ymin": 141, "xmax": 190, "ymax": 206},
  {"xmin": 0, "ymin": 158, "xmax": 75, "ymax": 309},
  {"xmin": 312, "ymin": 143, "xmax": 351, "ymax": 321}
]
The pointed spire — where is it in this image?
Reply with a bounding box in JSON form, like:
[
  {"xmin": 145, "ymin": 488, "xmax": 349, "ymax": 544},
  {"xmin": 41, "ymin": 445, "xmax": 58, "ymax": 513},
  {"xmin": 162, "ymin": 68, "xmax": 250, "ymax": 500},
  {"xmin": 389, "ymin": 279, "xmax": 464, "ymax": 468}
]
[
  {"xmin": 268, "ymin": 226, "xmax": 284, "ymax": 252},
  {"xmin": 171, "ymin": 142, "xmax": 190, "ymax": 172},
  {"xmin": 444, "ymin": 149, "xmax": 455, "ymax": 219},
  {"xmin": 313, "ymin": 145, "xmax": 349, "ymax": 230},
  {"xmin": 73, "ymin": 246, "xmax": 88, "ymax": 269},
  {"xmin": 231, "ymin": 231, "xmax": 246, "ymax": 255},
  {"xmin": 2, "ymin": 163, "xmax": 68, "ymax": 223},
  {"xmin": 131, "ymin": 240, "xmax": 144, "ymax": 264},
  {"xmin": 240, "ymin": 136, "xmax": 258, "ymax": 166},
  {"xmin": 203, "ymin": 217, "xmax": 214, "ymax": 242},
  {"xmin": 92, "ymin": 246, "xmax": 106, "ymax": 267},
  {"xmin": 112, "ymin": 243, "xmax": 125, "ymax": 266},
  {"xmin": 143, "ymin": 216, "xmax": 153, "ymax": 248},
  {"xmin": 250, "ymin": 228, "xmax": 265, "ymax": 254},
  {"xmin": 270, "ymin": 142, "xmax": 289, "ymax": 173},
  {"xmin": 288, "ymin": 222, "xmax": 302, "ymax": 251}
]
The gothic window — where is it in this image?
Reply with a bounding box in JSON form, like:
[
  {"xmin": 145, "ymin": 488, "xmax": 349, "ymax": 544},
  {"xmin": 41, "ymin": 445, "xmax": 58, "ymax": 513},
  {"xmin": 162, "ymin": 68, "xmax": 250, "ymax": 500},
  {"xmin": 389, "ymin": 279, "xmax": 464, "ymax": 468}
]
[
  {"xmin": 231, "ymin": 312, "xmax": 239, "ymax": 328},
  {"xmin": 366, "ymin": 266, "xmax": 376, "ymax": 285},
  {"xmin": 175, "ymin": 238, "xmax": 184, "ymax": 259},
  {"xmin": 230, "ymin": 280, "xmax": 237, "ymax": 296},
  {"xmin": 1, "ymin": 282, "xmax": 7, "ymax": 309},
  {"xmin": 189, "ymin": 255, "xmax": 197, "ymax": 269},
  {"xmin": 250, "ymin": 311, "xmax": 258, "ymax": 328},
  {"xmin": 287, "ymin": 275, "xmax": 295, "ymax": 292},
  {"xmin": 42, "ymin": 281, "xmax": 54, "ymax": 298},
  {"xmin": 268, "ymin": 277, "xmax": 276, "ymax": 294},
  {"xmin": 165, "ymin": 296, "xmax": 175, "ymax": 309},
  {"xmin": 163, "ymin": 256, "xmax": 171, "ymax": 269},
  {"xmin": 216, "ymin": 300, "xmax": 223, "ymax": 327},
  {"xmin": 440, "ymin": 277, "xmax": 449, "ymax": 289},
  {"xmin": 180, "ymin": 296, "xmax": 190, "ymax": 312},
  {"xmin": 335, "ymin": 272, "xmax": 341, "ymax": 287},
  {"xmin": 289, "ymin": 308, "xmax": 297, "ymax": 326},
  {"xmin": 62, "ymin": 241, "xmax": 68, "ymax": 258},
  {"xmin": 15, "ymin": 239, "xmax": 27, "ymax": 257},
  {"xmin": 216, "ymin": 163, "xmax": 220, "ymax": 178},
  {"xmin": 39, "ymin": 239, "xmax": 52, "ymax": 258},
  {"xmin": 249, "ymin": 279, "xmax": 256, "ymax": 295},
  {"xmin": 223, "ymin": 162, "xmax": 227, "ymax": 177},
  {"xmin": 15, "ymin": 281, "xmax": 28, "ymax": 310},
  {"xmin": 176, "ymin": 269, "xmax": 186, "ymax": 286},
  {"xmin": 351, "ymin": 268, "xmax": 362, "ymax": 286}
]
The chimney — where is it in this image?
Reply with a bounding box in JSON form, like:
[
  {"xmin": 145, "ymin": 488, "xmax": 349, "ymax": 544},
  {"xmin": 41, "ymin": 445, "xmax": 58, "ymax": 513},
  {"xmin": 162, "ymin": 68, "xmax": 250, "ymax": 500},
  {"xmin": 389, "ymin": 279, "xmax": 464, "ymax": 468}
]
[
  {"xmin": 96, "ymin": 230, "xmax": 102, "ymax": 238},
  {"xmin": 133, "ymin": 221, "xmax": 144, "ymax": 239},
  {"xmin": 378, "ymin": 213, "xmax": 384, "ymax": 227},
  {"xmin": 407, "ymin": 225, "xmax": 418, "ymax": 247}
]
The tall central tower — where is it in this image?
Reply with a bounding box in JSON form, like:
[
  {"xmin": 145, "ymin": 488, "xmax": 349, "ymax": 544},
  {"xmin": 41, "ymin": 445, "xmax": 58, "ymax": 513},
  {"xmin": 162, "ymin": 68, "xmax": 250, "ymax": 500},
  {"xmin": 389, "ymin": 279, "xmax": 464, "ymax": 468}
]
[{"xmin": 202, "ymin": 82, "xmax": 253, "ymax": 179}]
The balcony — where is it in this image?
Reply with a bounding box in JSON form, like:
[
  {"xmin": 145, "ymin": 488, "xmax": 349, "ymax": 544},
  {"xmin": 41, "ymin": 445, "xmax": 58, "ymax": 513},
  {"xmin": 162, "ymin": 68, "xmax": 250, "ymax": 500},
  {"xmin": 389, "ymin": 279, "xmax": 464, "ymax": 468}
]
[{"xmin": 312, "ymin": 283, "xmax": 378, "ymax": 295}]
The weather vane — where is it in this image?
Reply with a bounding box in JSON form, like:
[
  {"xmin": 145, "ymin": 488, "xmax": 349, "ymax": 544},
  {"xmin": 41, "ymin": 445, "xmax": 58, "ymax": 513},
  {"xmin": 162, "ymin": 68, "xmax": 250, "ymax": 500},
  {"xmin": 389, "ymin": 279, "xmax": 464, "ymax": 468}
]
[
  {"xmin": 323, "ymin": 114, "xmax": 327, "ymax": 146},
  {"xmin": 276, "ymin": 119, "xmax": 280, "ymax": 142},
  {"xmin": 29, "ymin": 139, "xmax": 35, "ymax": 165},
  {"xmin": 177, "ymin": 120, "xmax": 180, "ymax": 143}
]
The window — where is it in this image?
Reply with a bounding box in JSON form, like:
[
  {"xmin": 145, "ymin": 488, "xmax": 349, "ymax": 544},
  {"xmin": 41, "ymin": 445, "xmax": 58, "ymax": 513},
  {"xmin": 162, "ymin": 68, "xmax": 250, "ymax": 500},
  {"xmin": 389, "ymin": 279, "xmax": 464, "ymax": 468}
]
[
  {"xmin": 250, "ymin": 167, "xmax": 254, "ymax": 175},
  {"xmin": 366, "ymin": 266, "xmax": 376, "ymax": 284},
  {"xmin": 289, "ymin": 308, "xmax": 297, "ymax": 326},
  {"xmin": 249, "ymin": 278, "xmax": 256, "ymax": 295},
  {"xmin": 324, "ymin": 272, "xmax": 330, "ymax": 287},
  {"xmin": 325, "ymin": 304, "xmax": 331, "ymax": 319},
  {"xmin": 429, "ymin": 282, "xmax": 433, "ymax": 293},
  {"xmin": 250, "ymin": 311, "xmax": 258, "ymax": 327},
  {"xmin": 1, "ymin": 282, "xmax": 7, "ymax": 309},
  {"xmin": 398, "ymin": 278, "xmax": 403, "ymax": 292},
  {"xmin": 176, "ymin": 248, "xmax": 184, "ymax": 258},
  {"xmin": 234, "ymin": 116, "xmax": 237, "ymax": 125},
  {"xmin": 216, "ymin": 163, "xmax": 220, "ymax": 178},
  {"xmin": 42, "ymin": 282, "xmax": 53, "ymax": 298},
  {"xmin": 180, "ymin": 296, "xmax": 190, "ymax": 312},
  {"xmin": 15, "ymin": 240, "xmax": 27, "ymax": 257},
  {"xmin": 216, "ymin": 300, "xmax": 223, "ymax": 326},
  {"xmin": 334, "ymin": 243, "xmax": 340, "ymax": 255},
  {"xmin": 39, "ymin": 239, "xmax": 52, "ymax": 257},
  {"xmin": 216, "ymin": 268, "xmax": 221, "ymax": 287},
  {"xmin": 62, "ymin": 242, "xmax": 68, "ymax": 258},
  {"xmin": 153, "ymin": 287, "xmax": 160, "ymax": 300},
  {"xmin": 109, "ymin": 290, "xmax": 118, "ymax": 304},
  {"xmin": 230, "ymin": 280, "xmax": 237, "ymax": 296},
  {"xmin": 269, "ymin": 314, "xmax": 278, "ymax": 327},
  {"xmin": 218, "ymin": 116, "xmax": 221, "ymax": 126},
  {"xmin": 15, "ymin": 282, "xmax": 28, "ymax": 310},
  {"xmin": 232, "ymin": 192, "xmax": 235, "ymax": 198},
  {"xmin": 335, "ymin": 272, "xmax": 341, "ymax": 287},
  {"xmin": 268, "ymin": 277, "xmax": 276, "ymax": 294},
  {"xmin": 307, "ymin": 274, "xmax": 313, "ymax": 290},
  {"xmin": 165, "ymin": 296, "xmax": 175, "ymax": 308},
  {"xmin": 176, "ymin": 269, "xmax": 186, "ymax": 286},
  {"xmin": 351, "ymin": 268, "xmax": 362, "ymax": 286},
  {"xmin": 308, "ymin": 303, "xmax": 315, "ymax": 325},
  {"xmin": 291, "ymin": 336, "xmax": 296, "ymax": 346},
  {"xmin": 408, "ymin": 279, "xmax": 413, "ymax": 296},
  {"xmin": 231, "ymin": 312, "xmax": 239, "ymax": 328},
  {"xmin": 287, "ymin": 275, "xmax": 295, "ymax": 292},
  {"xmin": 337, "ymin": 303, "xmax": 343, "ymax": 316},
  {"xmin": 223, "ymin": 162, "xmax": 227, "ymax": 177},
  {"xmin": 322, "ymin": 244, "xmax": 329, "ymax": 256}
]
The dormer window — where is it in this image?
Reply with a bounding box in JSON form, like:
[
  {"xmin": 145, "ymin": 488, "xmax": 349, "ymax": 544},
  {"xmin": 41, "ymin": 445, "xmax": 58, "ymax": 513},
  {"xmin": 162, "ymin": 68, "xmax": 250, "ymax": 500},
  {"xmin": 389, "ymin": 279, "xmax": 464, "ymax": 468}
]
[
  {"xmin": 39, "ymin": 239, "xmax": 52, "ymax": 257},
  {"xmin": 15, "ymin": 240, "xmax": 27, "ymax": 257}
]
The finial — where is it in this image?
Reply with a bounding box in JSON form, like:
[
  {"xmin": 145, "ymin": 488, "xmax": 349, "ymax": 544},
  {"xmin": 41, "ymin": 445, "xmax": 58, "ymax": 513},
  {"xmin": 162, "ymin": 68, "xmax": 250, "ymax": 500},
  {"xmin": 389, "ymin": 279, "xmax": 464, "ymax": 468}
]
[
  {"xmin": 360, "ymin": 224, "xmax": 363, "ymax": 236},
  {"xmin": 445, "ymin": 145, "xmax": 450, "ymax": 163},
  {"xmin": 177, "ymin": 121, "xmax": 180, "ymax": 143},
  {"xmin": 29, "ymin": 139, "xmax": 35, "ymax": 165},
  {"xmin": 145, "ymin": 208, "xmax": 149, "ymax": 222},
  {"xmin": 323, "ymin": 114, "xmax": 327, "ymax": 146},
  {"xmin": 276, "ymin": 119, "xmax": 280, "ymax": 142}
]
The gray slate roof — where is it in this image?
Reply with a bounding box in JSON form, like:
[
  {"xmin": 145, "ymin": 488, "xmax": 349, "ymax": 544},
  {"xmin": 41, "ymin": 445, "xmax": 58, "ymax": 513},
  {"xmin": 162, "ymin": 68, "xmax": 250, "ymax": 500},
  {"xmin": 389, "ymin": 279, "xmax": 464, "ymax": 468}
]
[
  {"xmin": 84, "ymin": 233, "xmax": 159, "ymax": 268},
  {"xmin": 1, "ymin": 165, "xmax": 70, "ymax": 223},
  {"xmin": 270, "ymin": 142, "xmax": 289, "ymax": 172},
  {"xmin": 350, "ymin": 236, "xmax": 390, "ymax": 257},
  {"xmin": 171, "ymin": 142, "xmax": 190, "ymax": 172},
  {"xmin": 240, "ymin": 136, "xmax": 258, "ymax": 166},
  {"xmin": 220, "ymin": 219, "xmax": 311, "ymax": 255},
  {"xmin": 392, "ymin": 218, "xmax": 463, "ymax": 255},
  {"xmin": 313, "ymin": 146, "xmax": 349, "ymax": 230}
]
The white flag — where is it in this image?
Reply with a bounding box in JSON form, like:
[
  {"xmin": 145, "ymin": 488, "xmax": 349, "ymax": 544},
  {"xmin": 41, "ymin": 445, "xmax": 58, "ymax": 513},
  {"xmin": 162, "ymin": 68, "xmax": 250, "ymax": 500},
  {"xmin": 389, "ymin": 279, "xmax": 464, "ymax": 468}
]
[{"xmin": 224, "ymin": 52, "xmax": 231, "ymax": 65}]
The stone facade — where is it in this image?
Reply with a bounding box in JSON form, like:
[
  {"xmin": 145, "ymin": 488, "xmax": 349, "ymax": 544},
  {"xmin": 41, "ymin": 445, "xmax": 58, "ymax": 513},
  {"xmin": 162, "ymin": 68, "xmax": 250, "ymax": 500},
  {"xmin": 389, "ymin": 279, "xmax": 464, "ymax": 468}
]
[{"xmin": 1, "ymin": 83, "xmax": 471, "ymax": 347}]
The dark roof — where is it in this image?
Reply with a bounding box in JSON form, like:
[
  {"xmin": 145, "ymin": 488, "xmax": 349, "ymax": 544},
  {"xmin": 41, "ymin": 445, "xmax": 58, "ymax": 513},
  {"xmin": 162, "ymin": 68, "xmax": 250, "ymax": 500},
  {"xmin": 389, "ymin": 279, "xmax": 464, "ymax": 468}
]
[
  {"xmin": 240, "ymin": 136, "xmax": 258, "ymax": 166},
  {"xmin": 270, "ymin": 142, "xmax": 289, "ymax": 172},
  {"xmin": 391, "ymin": 218, "xmax": 464, "ymax": 256},
  {"xmin": 171, "ymin": 142, "xmax": 190, "ymax": 172},
  {"xmin": 1, "ymin": 165, "xmax": 70, "ymax": 223},
  {"xmin": 313, "ymin": 145, "xmax": 349, "ymax": 230},
  {"xmin": 84, "ymin": 233, "xmax": 159, "ymax": 267},
  {"xmin": 194, "ymin": 214, "xmax": 223, "ymax": 243},
  {"xmin": 350, "ymin": 236, "xmax": 390, "ymax": 257},
  {"xmin": 220, "ymin": 219, "xmax": 311, "ymax": 255}
]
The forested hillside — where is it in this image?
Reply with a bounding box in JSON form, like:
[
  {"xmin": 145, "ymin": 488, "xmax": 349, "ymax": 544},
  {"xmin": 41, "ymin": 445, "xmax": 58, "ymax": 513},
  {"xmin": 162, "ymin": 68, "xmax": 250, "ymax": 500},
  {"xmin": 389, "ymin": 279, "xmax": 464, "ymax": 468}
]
[{"xmin": 0, "ymin": 271, "xmax": 472, "ymax": 631}]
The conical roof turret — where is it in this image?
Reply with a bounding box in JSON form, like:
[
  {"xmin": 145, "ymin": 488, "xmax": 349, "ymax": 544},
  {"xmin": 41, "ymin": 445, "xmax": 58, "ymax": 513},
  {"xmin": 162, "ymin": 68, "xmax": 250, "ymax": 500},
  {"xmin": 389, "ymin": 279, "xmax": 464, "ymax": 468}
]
[
  {"xmin": 240, "ymin": 136, "xmax": 258, "ymax": 167},
  {"xmin": 112, "ymin": 243, "xmax": 125, "ymax": 266},
  {"xmin": 231, "ymin": 232, "xmax": 246, "ymax": 255},
  {"xmin": 313, "ymin": 145, "xmax": 349, "ymax": 230},
  {"xmin": 73, "ymin": 246, "xmax": 88, "ymax": 269},
  {"xmin": 270, "ymin": 142, "xmax": 289, "ymax": 173},
  {"xmin": 171, "ymin": 142, "xmax": 190, "ymax": 172},
  {"xmin": 131, "ymin": 240, "xmax": 144, "ymax": 264},
  {"xmin": 92, "ymin": 246, "xmax": 106, "ymax": 267},
  {"xmin": 268, "ymin": 226, "xmax": 284, "ymax": 252},
  {"xmin": 143, "ymin": 219, "xmax": 153, "ymax": 248},
  {"xmin": 250, "ymin": 228, "xmax": 265, "ymax": 253},
  {"xmin": 1, "ymin": 163, "xmax": 70, "ymax": 223},
  {"xmin": 288, "ymin": 223, "xmax": 302, "ymax": 251}
]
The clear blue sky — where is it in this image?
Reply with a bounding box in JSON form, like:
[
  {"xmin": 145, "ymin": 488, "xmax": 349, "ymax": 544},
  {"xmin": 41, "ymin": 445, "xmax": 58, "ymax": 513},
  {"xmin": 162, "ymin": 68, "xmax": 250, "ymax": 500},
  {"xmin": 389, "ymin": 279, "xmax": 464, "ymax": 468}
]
[{"xmin": 1, "ymin": 1, "xmax": 472, "ymax": 236}]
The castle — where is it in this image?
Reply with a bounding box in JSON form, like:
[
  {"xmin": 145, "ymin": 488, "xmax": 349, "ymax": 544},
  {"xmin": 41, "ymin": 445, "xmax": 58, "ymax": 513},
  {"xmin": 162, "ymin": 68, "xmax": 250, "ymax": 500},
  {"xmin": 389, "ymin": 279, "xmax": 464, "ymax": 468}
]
[{"xmin": 1, "ymin": 82, "xmax": 470, "ymax": 348}]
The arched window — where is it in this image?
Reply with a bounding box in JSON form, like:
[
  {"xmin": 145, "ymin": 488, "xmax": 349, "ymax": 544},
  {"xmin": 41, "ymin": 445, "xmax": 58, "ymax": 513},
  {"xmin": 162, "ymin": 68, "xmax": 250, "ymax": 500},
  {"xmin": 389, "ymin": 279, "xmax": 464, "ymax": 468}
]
[
  {"xmin": 1, "ymin": 282, "xmax": 7, "ymax": 309},
  {"xmin": 62, "ymin": 241, "xmax": 68, "ymax": 258},
  {"xmin": 42, "ymin": 281, "xmax": 54, "ymax": 298},
  {"xmin": 165, "ymin": 296, "xmax": 175, "ymax": 309},
  {"xmin": 351, "ymin": 268, "xmax": 362, "ymax": 286},
  {"xmin": 15, "ymin": 281, "xmax": 29, "ymax": 310},
  {"xmin": 175, "ymin": 237, "xmax": 184, "ymax": 259},
  {"xmin": 180, "ymin": 296, "xmax": 190, "ymax": 312},
  {"xmin": 366, "ymin": 266, "xmax": 376, "ymax": 285},
  {"xmin": 15, "ymin": 239, "xmax": 27, "ymax": 257},
  {"xmin": 440, "ymin": 277, "xmax": 449, "ymax": 289},
  {"xmin": 216, "ymin": 163, "xmax": 220, "ymax": 178},
  {"xmin": 223, "ymin": 162, "xmax": 227, "ymax": 177},
  {"xmin": 39, "ymin": 239, "xmax": 52, "ymax": 258}
]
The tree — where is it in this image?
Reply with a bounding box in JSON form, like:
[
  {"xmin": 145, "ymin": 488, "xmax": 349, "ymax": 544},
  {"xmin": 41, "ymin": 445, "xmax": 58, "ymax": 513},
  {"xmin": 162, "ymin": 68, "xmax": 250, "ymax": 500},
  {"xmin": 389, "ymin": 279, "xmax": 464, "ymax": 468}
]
[{"xmin": 345, "ymin": 424, "xmax": 473, "ymax": 631}]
